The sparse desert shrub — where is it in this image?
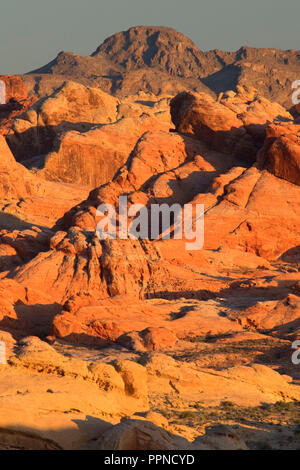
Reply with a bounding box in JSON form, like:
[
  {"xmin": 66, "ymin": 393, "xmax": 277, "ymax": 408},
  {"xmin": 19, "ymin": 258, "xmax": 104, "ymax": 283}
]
[
  {"xmin": 220, "ymin": 400, "xmax": 235, "ymax": 409},
  {"xmin": 178, "ymin": 411, "xmax": 196, "ymax": 419}
]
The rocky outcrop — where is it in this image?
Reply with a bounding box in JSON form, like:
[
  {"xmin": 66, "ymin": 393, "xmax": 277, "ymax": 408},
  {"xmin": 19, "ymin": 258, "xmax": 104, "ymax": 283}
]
[
  {"xmin": 258, "ymin": 122, "xmax": 300, "ymax": 185},
  {"xmin": 6, "ymin": 82, "xmax": 173, "ymax": 188},
  {"xmin": 51, "ymin": 292, "xmax": 245, "ymax": 348},
  {"xmin": 0, "ymin": 76, "xmax": 35, "ymax": 137},
  {"xmin": 90, "ymin": 418, "xmax": 248, "ymax": 450},
  {"xmin": 170, "ymin": 87, "xmax": 292, "ymax": 162},
  {"xmin": 1, "ymin": 90, "xmax": 297, "ymax": 351},
  {"xmin": 10, "ymin": 228, "xmax": 167, "ymax": 312},
  {"xmin": 0, "ymin": 75, "xmax": 28, "ymax": 102},
  {"xmin": 7, "ymin": 81, "xmax": 119, "ymax": 161},
  {"xmin": 0, "ymin": 337, "xmax": 149, "ymax": 449},
  {"xmin": 0, "ymin": 136, "xmax": 37, "ymax": 199},
  {"xmin": 35, "ymin": 115, "xmax": 170, "ymax": 187},
  {"xmin": 92, "ymin": 26, "xmax": 220, "ymax": 78},
  {"xmin": 0, "ymin": 135, "xmax": 89, "ymax": 228},
  {"xmin": 202, "ymin": 166, "xmax": 300, "ymax": 259},
  {"xmin": 0, "ymin": 100, "xmax": 37, "ymax": 138},
  {"xmin": 53, "ymin": 93, "xmax": 299, "ymax": 261},
  {"xmin": 0, "ymin": 226, "xmax": 51, "ymax": 267},
  {"xmin": 0, "ymin": 279, "xmax": 61, "ymax": 338},
  {"xmin": 194, "ymin": 424, "xmax": 248, "ymax": 450},
  {"xmin": 228, "ymin": 294, "xmax": 300, "ymax": 338},
  {"xmin": 143, "ymin": 353, "xmax": 300, "ymax": 406},
  {"xmin": 118, "ymin": 327, "xmax": 178, "ymax": 352},
  {"xmin": 1, "ymin": 332, "xmax": 298, "ymax": 449},
  {"xmin": 54, "ymin": 127, "xmax": 236, "ymax": 231},
  {"xmin": 95, "ymin": 418, "xmax": 198, "ymax": 450}
]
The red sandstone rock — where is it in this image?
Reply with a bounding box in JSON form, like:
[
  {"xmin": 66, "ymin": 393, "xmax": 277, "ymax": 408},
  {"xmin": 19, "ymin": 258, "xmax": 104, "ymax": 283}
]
[
  {"xmin": 170, "ymin": 88, "xmax": 292, "ymax": 162},
  {"xmin": 1, "ymin": 87, "xmax": 300, "ymax": 353},
  {"xmin": 0, "ymin": 136, "xmax": 36, "ymax": 199},
  {"xmin": 7, "ymin": 81, "xmax": 120, "ymax": 161},
  {"xmin": 0, "ymin": 75, "xmax": 28, "ymax": 102},
  {"xmin": 0, "ymin": 76, "xmax": 36, "ymax": 137},
  {"xmin": 0, "ymin": 279, "xmax": 61, "ymax": 338},
  {"xmin": 201, "ymin": 167, "xmax": 300, "ymax": 259},
  {"xmin": 55, "ymin": 126, "xmax": 299, "ymax": 262},
  {"xmin": 36, "ymin": 115, "xmax": 170, "ymax": 187},
  {"xmin": 117, "ymin": 327, "xmax": 178, "ymax": 352},
  {"xmin": 257, "ymin": 122, "xmax": 300, "ymax": 185},
  {"xmin": 0, "ymin": 135, "xmax": 89, "ymax": 228},
  {"xmin": 54, "ymin": 128, "xmax": 236, "ymax": 231},
  {"xmin": 1, "ymin": 34, "xmax": 300, "ymax": 451},
  {"xmin": 228, "ymin": 295, "xmax": 300, "ymax": 339}
]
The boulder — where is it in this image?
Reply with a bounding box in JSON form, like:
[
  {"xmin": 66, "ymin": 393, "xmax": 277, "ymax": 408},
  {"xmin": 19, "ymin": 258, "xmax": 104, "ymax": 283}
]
[
  {"xmin": 113, "ymin": 360, "xmax": 148, "ymax": 401},
  {"xmin": 95, "ymin": 419, "xmax": 193, "ymax": 450},
  {"xmin": 194, "ymin": 424, "xmax": 248, "ymax": 450},
  {"xmin": 118, "ymin": 327, "xmax": 178, "ymax": 352},
  {"xmin": 258, "ymin": 122, "xmax": 300, "ymax": 185}
]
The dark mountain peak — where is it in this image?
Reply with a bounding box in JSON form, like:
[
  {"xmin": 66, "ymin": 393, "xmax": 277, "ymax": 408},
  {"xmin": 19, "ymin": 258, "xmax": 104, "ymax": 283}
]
[
  {"xmin": 92, "ymin": 25, "xmax": 199, "ymax": 58},
  {"xmin": 25, "ymin": 26, "xmax": 300, "ymax": 107},
  {"xmin": 30, "ymin": 51, "xmax": 84, "ymax": 74},
  {"xmin": 91, "ymin": 25, "xmax": 215, "ymax": 78}
]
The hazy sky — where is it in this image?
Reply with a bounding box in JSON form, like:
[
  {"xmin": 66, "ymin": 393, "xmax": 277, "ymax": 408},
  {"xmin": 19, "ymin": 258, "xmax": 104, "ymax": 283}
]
[{"xmin": 0, "ymin": 0, "xmax": 299, "ymax": 74}]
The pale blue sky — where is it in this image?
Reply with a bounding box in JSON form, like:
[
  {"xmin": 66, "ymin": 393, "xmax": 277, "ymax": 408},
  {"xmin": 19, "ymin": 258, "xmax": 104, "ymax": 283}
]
[{"xmin": 0, "ymin": 0, "xmax": 299, "ymax": 74}]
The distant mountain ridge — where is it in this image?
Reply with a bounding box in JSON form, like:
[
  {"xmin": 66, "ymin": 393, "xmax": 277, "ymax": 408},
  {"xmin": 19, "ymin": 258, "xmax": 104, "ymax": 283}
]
[{"xmin": 24, "ymin": 25, "xmax": 300, "ymax": 107}]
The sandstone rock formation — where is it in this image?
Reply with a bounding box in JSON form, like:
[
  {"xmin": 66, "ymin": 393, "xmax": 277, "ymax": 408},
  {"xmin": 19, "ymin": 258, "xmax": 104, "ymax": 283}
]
[
  {"xmin": 257, "ymin": 122, "xmax": 300, "ymax": 185},
  {"xmin": 202, "ymin": 167, "xmax": 300, "ymax": 259},
  {"xmin": 0, "ymin": 75, "xmax": 28, "ymax": 102},
  {"xmin": 5, "ymin": 79, "xmax": 173, "ymax": 188},
  {"xmin": 95, "ymin": 418, "xmax": 200, "ymax": 450},
  {"xmin": 228, "ymin": 294, "xmax": 300, "ymax": 337},
  {"xmin": 0, "ymin": 75, "xmax": 36, "ymax": 137},
  {"xmin": 0, "ymin": 135, "xmax": 36, "ymax": 199},
  {"xmin": 194, "ymin": 424, "xmax": 248, "ymax": 450},
  {"xmin": 35, "ymin": 115, "xmax": 170, "ymax": 187},
  {"xmin": 0, "ymin": 63, "xmax": 300, "ymax": 450},
  {"xmin": 53, "ymin": 126, "xmax": 236, "ymax": 232},
  {"xmin": 0, "ymin": 134, "xmax": 89, "ymax": 228},
  {"xmin": 0, "ymin": 337, "xmax": 149, "ymax": 449},
  {"xmin": 7, "ymin": 81, "xmax": 119, "ymax": 161},
  {"xmin": 51, "ymin": 89, "xmax": 299, "ymax": 262},
  {"xmin": 170, "ymin": 87, "xmax": 292, "ymax": 162},
  {"xmin": 0, "ymin": 335, "xmax": 297, "ymax": 449}
]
